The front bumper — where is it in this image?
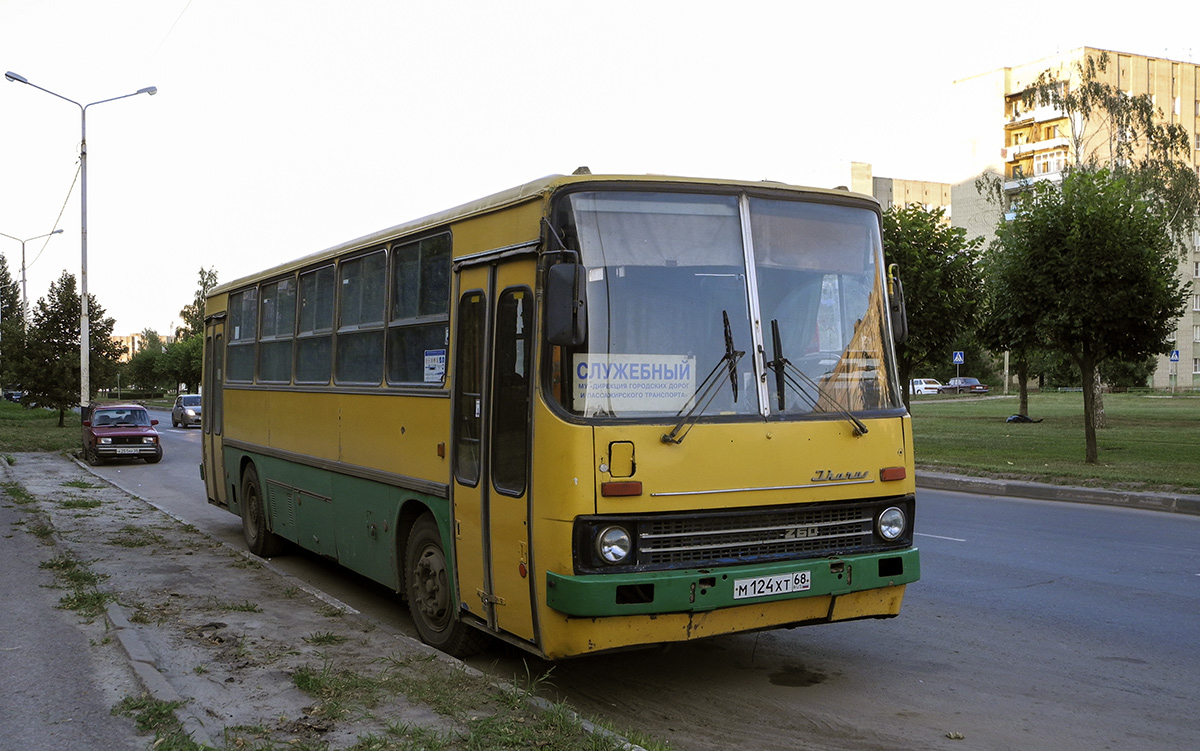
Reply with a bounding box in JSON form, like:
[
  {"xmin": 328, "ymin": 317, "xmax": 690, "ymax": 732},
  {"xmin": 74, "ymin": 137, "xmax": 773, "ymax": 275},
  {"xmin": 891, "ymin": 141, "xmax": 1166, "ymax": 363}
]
[
  {"xmin": 546, "ymin": 547, "xmax": 919, "ymax": 617},
  {"xmin": 96, "ymin": 445, "xmax": 161, "ymax": 459}
]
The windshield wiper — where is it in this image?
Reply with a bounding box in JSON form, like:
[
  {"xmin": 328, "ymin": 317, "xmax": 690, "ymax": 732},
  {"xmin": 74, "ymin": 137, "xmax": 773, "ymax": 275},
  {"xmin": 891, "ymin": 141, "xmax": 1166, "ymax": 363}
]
[
  {"xmin": 662, "ymin": 310, "xmax": 744, "ymax": 445},
  {"xmin": 766, "ymin": 319, "xmax": 868, "ymax": 437}
]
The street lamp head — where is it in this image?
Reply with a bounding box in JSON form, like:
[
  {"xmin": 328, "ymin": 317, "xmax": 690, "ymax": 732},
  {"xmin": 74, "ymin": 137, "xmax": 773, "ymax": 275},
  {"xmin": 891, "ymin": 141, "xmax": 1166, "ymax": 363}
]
[
  {"xmin": 5, "ymin": 71, "xmax": 29, "ymax": 84},
  {"xmin": 139, "ymin": 86, "xmax": 157, "ymax": 96},
  {"xmin": 52, "ymin": 229, "xmax": 64, "ymax": 235}
]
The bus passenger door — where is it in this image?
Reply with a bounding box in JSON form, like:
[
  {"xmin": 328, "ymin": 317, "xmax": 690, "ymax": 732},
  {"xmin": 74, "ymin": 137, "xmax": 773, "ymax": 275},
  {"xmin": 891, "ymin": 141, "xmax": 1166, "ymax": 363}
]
[
  {"xmin": 452, "ymin": 260, "xmax": 537, "ymax": 645},
  {"xmin": 203, "ymin": 317, "xmax": 228, "ymax": 508}
]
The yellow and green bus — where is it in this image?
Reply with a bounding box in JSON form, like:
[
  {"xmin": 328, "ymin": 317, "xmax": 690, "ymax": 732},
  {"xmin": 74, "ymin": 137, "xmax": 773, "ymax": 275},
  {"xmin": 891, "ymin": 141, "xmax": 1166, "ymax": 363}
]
[{"xmin": 201, "ymin": 172, "xmax": 920, "ymax": 659}]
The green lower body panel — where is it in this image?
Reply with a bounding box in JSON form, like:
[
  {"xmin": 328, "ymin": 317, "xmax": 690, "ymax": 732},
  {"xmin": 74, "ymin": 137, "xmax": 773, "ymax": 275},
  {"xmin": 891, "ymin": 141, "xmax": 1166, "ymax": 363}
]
[
  {"xmin": 546, "ymin": 548, "xmax": 919, "ymax": 617},
  {"xmin": 224, "ymin": 446, "xmax": 451, "ymax": 594}
]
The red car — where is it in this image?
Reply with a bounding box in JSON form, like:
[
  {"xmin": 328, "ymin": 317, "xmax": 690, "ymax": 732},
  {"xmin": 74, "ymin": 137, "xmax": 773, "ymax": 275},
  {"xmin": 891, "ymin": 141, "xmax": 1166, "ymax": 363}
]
[
  {"xmin": 946, "ymin": 377, "xmax": 990, "ymax": 394},
  {"xmin": 81, "ymin": 404, "xmax": 163, "ymax": 465}
]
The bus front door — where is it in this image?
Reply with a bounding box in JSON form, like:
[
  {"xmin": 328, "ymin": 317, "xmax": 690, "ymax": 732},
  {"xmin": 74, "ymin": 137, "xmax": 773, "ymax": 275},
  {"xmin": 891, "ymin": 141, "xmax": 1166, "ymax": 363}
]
[
  {"xmin": 202, "ymin": 316, "xmax": 228, "ymax": 508},
  {"xmin": 452, "ymin": 259, "xmax": 537, "ymax": 646}
]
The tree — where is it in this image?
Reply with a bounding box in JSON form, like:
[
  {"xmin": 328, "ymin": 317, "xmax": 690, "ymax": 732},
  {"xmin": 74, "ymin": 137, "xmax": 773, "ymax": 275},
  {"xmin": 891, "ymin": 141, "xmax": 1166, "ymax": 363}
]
[
  {"xmin": 17, "ymin": 271, "xmax": 125, "ymax": 425},
  {"xmin": 0, "ymin": 255, "xmax": 22, "ymax": 387},
  {"xmin": 979, "ymin": 242, "xmax": 1045, "ymax": 417},
  {"xmin": 994, "ymin": 168, "xmax": 1186, "ymax": 463},
  {"xmin": 161, "ymin": 334, "xmax": 203, "ymax": 391},
  {"xmin": 978, "ymin": 51, "xmax": 1200, "ymax": 426},
  {"xmin": 1021, "ymin": 52, "xmax": 1200, "ymax": 244},
  {"xmin": 126, "ymin": 328, "xmax": 168, "ymax": 391},
  {"xmin": 881, "ymin": 204, "xmax": 984, "ymax": 407},
  {"xmin": 177, "ymin": 267, "xmax": 219, "ymax": 340}
]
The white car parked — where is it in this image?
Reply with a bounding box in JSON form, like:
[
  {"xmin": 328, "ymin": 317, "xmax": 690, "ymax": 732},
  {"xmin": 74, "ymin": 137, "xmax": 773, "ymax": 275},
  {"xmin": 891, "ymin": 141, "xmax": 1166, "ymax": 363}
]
[{"xmin": 909, "ymin": 378, "xmax": 943, "ymax": 395}]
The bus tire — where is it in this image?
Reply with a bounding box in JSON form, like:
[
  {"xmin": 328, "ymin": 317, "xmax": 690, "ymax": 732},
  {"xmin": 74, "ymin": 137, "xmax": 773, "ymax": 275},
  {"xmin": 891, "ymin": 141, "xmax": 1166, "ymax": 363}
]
[
  {"xmin": 241, "ymin": 464, "xmax": 283, "ymax": 558},
  {"xmin": 404, "ymin": 514, "xmax": 486, "ymax": 657}
]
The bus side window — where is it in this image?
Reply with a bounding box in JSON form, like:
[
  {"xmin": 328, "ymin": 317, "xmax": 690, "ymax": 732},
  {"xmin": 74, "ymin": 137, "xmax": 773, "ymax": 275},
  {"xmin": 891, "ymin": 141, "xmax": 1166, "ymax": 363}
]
[
  {"xmin": 453, "ymin": 292, "xmax": 486, "ymax": 485},
  {"xmin": 492, "ymin": 288, "xmax": 533, "ymax": 495}
]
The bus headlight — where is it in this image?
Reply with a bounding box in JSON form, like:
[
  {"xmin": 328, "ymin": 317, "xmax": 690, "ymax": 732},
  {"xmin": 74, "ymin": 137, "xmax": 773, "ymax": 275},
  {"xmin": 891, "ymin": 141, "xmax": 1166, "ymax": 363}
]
[
  {"xmin": 877, "ymin": 506, "xmax": 906, "ymax": 541},
  {"xmin": 595, "ymin": 526, "xmax": 632, "ymax": 564}
]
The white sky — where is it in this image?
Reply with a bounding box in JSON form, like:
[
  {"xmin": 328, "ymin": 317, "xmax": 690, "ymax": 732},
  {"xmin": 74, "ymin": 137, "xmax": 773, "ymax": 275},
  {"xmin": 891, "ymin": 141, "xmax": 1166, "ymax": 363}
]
[{"xmin": 1, "ymin": 0, "xmax": 1194, "ymax": 335}]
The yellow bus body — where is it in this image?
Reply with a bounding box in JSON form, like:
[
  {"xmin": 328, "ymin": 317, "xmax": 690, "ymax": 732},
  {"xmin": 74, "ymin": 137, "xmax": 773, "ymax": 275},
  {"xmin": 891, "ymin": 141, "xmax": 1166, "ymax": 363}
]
[{"xmin": 202, "ymin": 173, "xmax": 920, "ymax": 659}]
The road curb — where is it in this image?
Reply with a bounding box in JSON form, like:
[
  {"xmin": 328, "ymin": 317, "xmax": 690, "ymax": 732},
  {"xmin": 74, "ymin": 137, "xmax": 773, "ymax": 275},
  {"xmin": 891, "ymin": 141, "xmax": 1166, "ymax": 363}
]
[
  {"xmin": 105, "ymin": 603, "xmax": 217, "ymax": 748},
  {"xmin": 917, "ymin": 471, "xmax": 1200, "ymax": 516}
]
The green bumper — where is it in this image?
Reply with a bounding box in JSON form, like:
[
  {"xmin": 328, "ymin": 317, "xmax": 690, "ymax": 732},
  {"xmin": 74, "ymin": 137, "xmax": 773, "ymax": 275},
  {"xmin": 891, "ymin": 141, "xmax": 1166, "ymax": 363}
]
[{"xmin": 546, "ymin": 548, "xmax": 919, "ymax": 617}]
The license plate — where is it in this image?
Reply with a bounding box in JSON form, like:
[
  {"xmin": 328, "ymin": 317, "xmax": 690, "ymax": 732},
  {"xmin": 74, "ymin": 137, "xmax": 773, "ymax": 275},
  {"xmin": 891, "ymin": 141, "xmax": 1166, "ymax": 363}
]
[
  {"xmin": 733, "ymin": 570, "xmax": 811, "ymax": 600},
  {"xmin": 116, "ymin": 448, "xmax": 139, "ymax": 454}
]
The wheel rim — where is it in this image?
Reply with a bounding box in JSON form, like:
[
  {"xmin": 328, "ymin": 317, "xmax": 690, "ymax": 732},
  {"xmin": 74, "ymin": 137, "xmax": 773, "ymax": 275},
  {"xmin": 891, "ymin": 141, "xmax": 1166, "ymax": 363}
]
[
  {"xmin": 245, "ymin": 489, "xmax": 262, "ymax": 540},
  {"xmin": 412, "ymin": 542, "xmax": 451, "ymax": 632}
]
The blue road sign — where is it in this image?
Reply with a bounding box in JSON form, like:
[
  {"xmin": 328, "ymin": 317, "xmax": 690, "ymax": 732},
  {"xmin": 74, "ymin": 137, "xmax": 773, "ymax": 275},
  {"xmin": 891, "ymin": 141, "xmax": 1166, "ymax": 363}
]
[
  {"xmin": 1170, "ymin": 350, "xmax": 1180, "ymax": 362},
  {"xmin": 952, "ymin": 351, "xmax": 965, "ymax": 365}
]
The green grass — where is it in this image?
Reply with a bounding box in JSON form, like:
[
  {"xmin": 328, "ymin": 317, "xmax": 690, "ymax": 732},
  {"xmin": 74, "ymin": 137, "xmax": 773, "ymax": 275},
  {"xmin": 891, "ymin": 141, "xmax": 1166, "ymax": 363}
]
[
  {"xmin": 292, "ymin": 655, "xmax": 644, "ymax": 750},
  {"xmin": 0, "ymin": 401, "xmax": 80, "ymax": 452},
  {"xmin": 909, "ymin": 391, "xmax": 1200, "ymax": 493},
  {"xmin": 40, "ymin": 553, "xmax": 114, "ymax": 618}
]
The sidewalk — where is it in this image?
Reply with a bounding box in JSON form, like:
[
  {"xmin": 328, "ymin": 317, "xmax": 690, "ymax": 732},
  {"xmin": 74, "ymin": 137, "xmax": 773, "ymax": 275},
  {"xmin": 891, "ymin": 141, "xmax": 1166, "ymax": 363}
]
[
  {"xmin": 917, "ymin": 469, "xmax": 1200, "ymax": 516},
  {"xmin": 0, "ymin": 453, "xmax": 520, "ymax": 750}
]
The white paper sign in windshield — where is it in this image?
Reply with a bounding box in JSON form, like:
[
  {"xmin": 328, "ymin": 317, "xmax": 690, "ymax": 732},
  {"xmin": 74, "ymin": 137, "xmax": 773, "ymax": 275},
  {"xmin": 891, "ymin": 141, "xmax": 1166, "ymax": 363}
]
[{"xmin": 573, "ymin": 354, "xmax": 696, "ymax": 414}]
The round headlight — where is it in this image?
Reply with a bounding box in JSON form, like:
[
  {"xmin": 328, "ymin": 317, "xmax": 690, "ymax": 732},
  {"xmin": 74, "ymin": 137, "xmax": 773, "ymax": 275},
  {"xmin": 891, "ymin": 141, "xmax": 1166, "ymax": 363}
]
[
  {"xmin": 877, "ymin": 506, "xmax": 906, "ymax": 541},
  {"xmin": 596, "ymin": 526, "xmax": 632, "ymax": 564}
]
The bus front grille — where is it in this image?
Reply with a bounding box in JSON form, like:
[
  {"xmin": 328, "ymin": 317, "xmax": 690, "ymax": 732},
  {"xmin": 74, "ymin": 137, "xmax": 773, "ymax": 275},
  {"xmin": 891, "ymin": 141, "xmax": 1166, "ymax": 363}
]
[
  {"xmin": 639, "ymin": 504, "xmax": 874, "ymax": 567},
  {"xmin": 574, "ymin": 497, "xmax": 914, "ymax": 574}
]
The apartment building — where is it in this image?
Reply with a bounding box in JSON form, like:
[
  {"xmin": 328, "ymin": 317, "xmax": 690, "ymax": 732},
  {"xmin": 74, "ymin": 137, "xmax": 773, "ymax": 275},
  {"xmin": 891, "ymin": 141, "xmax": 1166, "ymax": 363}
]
[
  {"xmin": 951, "ymin": 47, "xmax": 1200, "ymax": 389},
  {"xmin": 113, "ymin": 332, "xmax": 174, "ymax": 363}
]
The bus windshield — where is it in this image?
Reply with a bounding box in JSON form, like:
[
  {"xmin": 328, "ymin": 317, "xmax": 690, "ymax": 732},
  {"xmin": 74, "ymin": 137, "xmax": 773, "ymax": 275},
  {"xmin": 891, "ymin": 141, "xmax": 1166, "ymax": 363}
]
[{"xmin": 555, "ymin": 190, "xmax": 899, "ymax": 419}]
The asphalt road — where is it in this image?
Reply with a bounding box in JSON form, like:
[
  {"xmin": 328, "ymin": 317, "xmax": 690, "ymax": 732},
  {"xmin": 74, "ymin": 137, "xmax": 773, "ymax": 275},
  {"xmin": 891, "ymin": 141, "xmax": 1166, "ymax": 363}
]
[{"xmin": 91, "ymin": 413, "xmax": 1200, "ymax": 751}]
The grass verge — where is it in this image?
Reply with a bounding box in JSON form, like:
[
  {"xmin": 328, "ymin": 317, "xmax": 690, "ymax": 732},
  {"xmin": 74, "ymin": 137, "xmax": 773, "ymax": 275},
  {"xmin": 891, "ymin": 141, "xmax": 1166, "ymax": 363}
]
[
  {"xmin": 0, "ymin": 401, "xmax": 80, "ymax": 453},
  {"xmin": 909, "ymin": 391, "xmax": 1200, "ymax": 493}
]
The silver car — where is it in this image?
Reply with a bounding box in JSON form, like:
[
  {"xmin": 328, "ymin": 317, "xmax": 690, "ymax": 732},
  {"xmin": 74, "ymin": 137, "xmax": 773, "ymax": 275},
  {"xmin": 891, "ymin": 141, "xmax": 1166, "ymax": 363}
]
[{"xmin": 171, "ymin": 394, "xmax": 202, "ymax": 427}]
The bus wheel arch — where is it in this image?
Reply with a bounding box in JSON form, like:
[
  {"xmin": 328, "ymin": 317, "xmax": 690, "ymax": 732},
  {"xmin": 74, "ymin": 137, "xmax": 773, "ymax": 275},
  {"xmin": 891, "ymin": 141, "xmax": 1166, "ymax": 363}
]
[
  {"xmin": 240, "ymin": 461, "xmax": 284, "ymax": 558},
  {"xmin": 403, "ymin": 512, "xmax": 486, "ymax": 657}
]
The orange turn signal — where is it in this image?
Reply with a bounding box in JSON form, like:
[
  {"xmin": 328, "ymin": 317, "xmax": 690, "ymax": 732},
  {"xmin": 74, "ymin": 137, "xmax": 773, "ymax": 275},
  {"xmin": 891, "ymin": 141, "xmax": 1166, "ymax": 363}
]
[{"xmin": 880, "ymin": 467, "xmax": 907, "ymax": 482}]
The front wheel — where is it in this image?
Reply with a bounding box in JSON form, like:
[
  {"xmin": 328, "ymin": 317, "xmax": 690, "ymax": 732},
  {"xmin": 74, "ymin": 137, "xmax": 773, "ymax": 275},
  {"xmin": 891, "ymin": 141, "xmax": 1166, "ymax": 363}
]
[
  {"xmin": 404, "ymin": 514, "xmax": 486, "ymax": 657},
  {"xmin": 241, "ymin": 464, "xmax": 284, "ymax": 557}
]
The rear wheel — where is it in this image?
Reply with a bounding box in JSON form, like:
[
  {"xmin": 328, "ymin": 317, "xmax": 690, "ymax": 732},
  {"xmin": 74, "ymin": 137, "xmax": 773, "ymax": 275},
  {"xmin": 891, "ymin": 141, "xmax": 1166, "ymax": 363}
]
[
  {"xmin": 404, "ymin": 514, "xmax": 486, "ymax": 657},
  {"xmin": 241, "ymin": 464, "xmax": 283, "ymax": 557}
]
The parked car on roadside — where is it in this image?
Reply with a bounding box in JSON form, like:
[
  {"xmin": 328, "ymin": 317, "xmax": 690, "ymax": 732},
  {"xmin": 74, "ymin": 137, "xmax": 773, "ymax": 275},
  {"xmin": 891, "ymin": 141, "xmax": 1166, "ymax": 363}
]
[
  {"xmin": 81, "ymin": 404, "xmax": 162, "ymax": 465},
  {"xmin": 171, "ymin": 394, "xmax": 202, "ymax": 428},
  {"xmin": 909, "ymin": 378, "xmax": 944, "ymax": 395},
  {"xmin": 946, "ymin": 377, "xmax": 990, "ymax": 394}
]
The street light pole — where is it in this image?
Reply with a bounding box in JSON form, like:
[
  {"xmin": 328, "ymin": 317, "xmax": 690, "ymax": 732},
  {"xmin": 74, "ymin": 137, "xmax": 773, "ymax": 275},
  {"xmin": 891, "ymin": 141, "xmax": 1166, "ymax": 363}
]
[
  {"xmin": 0, "ymin": 229, "xmax": 64, "ymax": 323},
  {"xmin": 5, "ymin": 71, "xmax": 156, "ymax": 410}
]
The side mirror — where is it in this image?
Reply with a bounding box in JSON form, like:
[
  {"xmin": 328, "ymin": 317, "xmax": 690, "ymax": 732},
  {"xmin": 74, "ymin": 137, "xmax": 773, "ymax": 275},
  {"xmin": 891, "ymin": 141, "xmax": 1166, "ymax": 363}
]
[
  {"xmin": 887, "ymin": 264, "xmax": 909, "ymax": 344},
  {"xmin": 545, "ymin": 263, "xmax": 587, "ymax": 346},
  {"xmin": 151, "ymin": 419, "xmax": 159, "ymax": 426},
  {"xmin": 82, "ymin": 420, "xmax": 92, "ymax": 428}
]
